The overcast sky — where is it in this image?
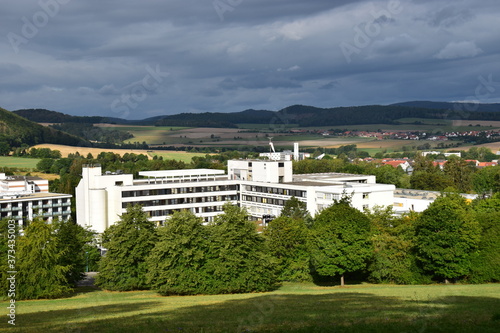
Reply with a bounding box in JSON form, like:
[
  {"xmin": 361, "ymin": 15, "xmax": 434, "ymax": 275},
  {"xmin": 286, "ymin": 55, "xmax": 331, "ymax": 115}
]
[{"xmin": 1, "ymin": 0, "xmax": 499, "ymax": 119}]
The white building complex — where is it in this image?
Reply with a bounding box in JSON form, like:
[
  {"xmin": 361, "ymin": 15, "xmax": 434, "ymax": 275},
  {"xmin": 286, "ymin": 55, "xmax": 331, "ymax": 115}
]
[
  {"xmin": 0, "ymin": 173, "xmax": 72, "ymax": 227},
  {"xmin": 76, "ymin": 160, "xmax": 395, "ymax": 233}
]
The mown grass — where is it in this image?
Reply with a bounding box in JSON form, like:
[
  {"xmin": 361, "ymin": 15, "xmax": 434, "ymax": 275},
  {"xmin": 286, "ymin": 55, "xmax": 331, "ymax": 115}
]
[
  {"xmin": 0, "ymin": 156, "xmax": 40, "ymax": 169},
  {"xmin": 2, "ymin": 283, "xmax": 499, "ymax": 332}
]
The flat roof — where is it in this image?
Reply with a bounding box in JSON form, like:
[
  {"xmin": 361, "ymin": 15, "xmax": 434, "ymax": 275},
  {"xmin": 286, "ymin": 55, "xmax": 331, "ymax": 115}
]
[
  {"xmin": 284, "ymin": 181, "xmax": 336, "ymax": 187},
  {"xmin": 0, "ymin": 192, "xmax": 71, "ymax": 202},
  {"xmin": 139, "ymin": 169, "xmax": 226, "ymax": 178}
]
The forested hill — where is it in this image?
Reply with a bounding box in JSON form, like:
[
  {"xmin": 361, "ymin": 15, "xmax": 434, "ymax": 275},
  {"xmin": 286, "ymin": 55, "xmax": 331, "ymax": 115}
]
[
  {"xmin": 13, "ymin": 109, "xmax": 128, "ymax": 124},
  {"xmin": 11, "ymin": 102, "xmax": 500, "ymax": 128},
  {"xmin": 154, "ymin": 104, "xmax": 500, "ymax": 127},
  {"xmin": 391, "ymin": 101, "xmax": 500, "ymax": 112},
  {"xmin": 0, "ymin": 107, "xmax": 89, "ymax": 146}
]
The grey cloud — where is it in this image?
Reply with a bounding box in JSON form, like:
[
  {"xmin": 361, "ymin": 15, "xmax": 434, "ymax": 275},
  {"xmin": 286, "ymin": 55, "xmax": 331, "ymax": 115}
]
[
  {"xmin": 434, "ymin": 41, "xmax": 483, "ymax": 60},
  {"xmin": 0, "ymin": 0, "xmax": 499, "ymax": 117}
]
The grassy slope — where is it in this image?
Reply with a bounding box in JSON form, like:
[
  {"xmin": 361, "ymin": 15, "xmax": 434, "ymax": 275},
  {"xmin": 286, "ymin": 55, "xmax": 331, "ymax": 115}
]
[
  {"xmin": 0, "ymin": 156, "xmax": 40, "ymax": 169},
  {"xmin": 2, "ymin": 283, "xmax": 499, "ymax": 332}
]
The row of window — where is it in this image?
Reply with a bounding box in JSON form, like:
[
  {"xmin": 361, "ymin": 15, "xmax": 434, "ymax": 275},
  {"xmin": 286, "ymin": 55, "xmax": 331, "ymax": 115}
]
[
  {"xmin": 122, "ymin": 185, "xmax": 238, "ymax": 198},
  {"xmin": 145, "ymin": 205, "xmax": 225, "ymax": 218},
  {"xmin": 242, "ymin": 195, "xmax": 288, "ymax": 206},
  {"xmin": 316, "ymin": 193, "xmax": 341, "ymax": 201},
  {"xmin": 122, "ymin": 195, "xmax": 239, "ymax": 208},
  {"xmin": 244, "ymin": 186, "xmax": 306, "ymax": 198}
]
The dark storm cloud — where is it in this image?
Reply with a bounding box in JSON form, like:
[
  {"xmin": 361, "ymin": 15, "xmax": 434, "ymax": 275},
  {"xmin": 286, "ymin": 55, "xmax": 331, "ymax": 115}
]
[{"xmin": 0, "ymin": 0, "xmax": 499, "ymax": 117}]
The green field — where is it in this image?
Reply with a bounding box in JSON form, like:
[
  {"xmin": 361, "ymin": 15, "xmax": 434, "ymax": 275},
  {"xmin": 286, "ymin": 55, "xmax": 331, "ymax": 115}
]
[
  {"xmin": 2, "ymin": 283, "xmax": 499, "ymax": 332},
  {"xmin": 99, "ymin": 126, "xmax": 191, "ymax": 145},
  {"xmin": 0, "ymin": 156, "xmax": 40, "ymax": 169},
  {"xmin": 150, "ymin": 151, "xmax": 209, "ymax": 163}
]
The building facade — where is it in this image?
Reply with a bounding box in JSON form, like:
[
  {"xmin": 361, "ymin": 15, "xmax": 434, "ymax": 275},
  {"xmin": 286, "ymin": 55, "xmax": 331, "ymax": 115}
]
[
  {"xmin": 0, "ymin": 174, "xmax": 72, "ymax": 227},
  {"xmin": 76, "ymin": 160, "xmax": 395, "ymax": 233}
]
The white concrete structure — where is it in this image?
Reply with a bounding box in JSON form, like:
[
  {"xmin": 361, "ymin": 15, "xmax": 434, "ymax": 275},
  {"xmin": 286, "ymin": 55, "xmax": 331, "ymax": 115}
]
[
  {"xmin": 76, "ymin": 165, "xmax": 239, "ymax": 233},
  {"xmin": 0, "ymin": 173, "xmax": 49, "ymax": 194},
  {"xmin": 393, "ymin": 189, "xmax": 477, "ymax": 215},
  {"xmin": 0, "ymin": 174, "xmax": 72, "ymax": 228},
  {"xmin": 228, "ymin": 160, "xmax": 293, "ymax": 183},
  {"xmin": 76, "ymin": 161, "xmax": 397, "ymax": 233},
  {"xmin": 259, "ymin": 142, "xmax": 311, "ymax": 161}
]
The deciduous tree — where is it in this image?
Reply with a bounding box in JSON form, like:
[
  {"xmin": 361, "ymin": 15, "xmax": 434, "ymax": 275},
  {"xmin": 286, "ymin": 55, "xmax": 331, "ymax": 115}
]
[
  {"xmin": 310, "ymin": 198, "xmax": 371, "ymax": 286},
  {"xmin": 146, "ymin": 210, "xmax": 212, "ymax": 295},
  {"xmin": 415, "ymin": 194, "xmax": 481, "ymax": 283},
  {"xmin": 96, "ymin": 205, "xmax": 157, "ymax": 291}
]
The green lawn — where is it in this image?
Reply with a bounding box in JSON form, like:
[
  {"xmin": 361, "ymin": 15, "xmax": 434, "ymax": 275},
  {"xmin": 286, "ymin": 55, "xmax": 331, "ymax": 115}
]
[
  {"xmin": 2, "ymin": 283, "xmax": 499, "ymax": 332},
  {"xmin": 0, "ymin": 156, "xmax": 40, "ymax": 169}
]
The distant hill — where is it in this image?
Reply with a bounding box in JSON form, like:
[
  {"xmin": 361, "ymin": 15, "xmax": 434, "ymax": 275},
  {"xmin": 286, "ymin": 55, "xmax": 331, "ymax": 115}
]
[
  {"xmin": 391, "ymin": 101, "xmax": 500, "ymax": 112},
  {"xmin": 11, "ymin": 101, "xmax": 500, "ymax": 129},
  {"xmin": 0, "ymin": 107, "xmax": 89, "ymax": 146},
  {"xmin": 13, "ymin": 109, "xmax": 132, "ymax": 125},
  {"xmin": 155, "ymin": 103, "xmax": 500, "ymax": 128}
]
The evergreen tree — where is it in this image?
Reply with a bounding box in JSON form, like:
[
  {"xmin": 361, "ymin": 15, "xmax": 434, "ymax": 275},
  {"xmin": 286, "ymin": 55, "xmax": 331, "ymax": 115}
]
[
  {"xmin": 16, "ymin": 219, "xmax": 72, "ymax": 299},
  {"xmin": 280, "ymin": 196, "xmax": 313, "ymax": 227},
  {"xmin": 443, "ymin": 157, "xmax": 475, "ymax": 193},
  {"xmin": 146, "ymin": 210, "xmax": 212, "ymax": 295},
  {"xmin": 96, "ymin": 205, "xmax": 157, "ymax": 291},
  {"xmin": 310, "ymin": 198, "xmax": 371, "ymax": 286},
  {"xmin": 415, "ymin": 194, "xmax": 481, "ymax": 283},
  {"xmin": 264, "ymin": 215, "xmax": 312, "ymax": 282},
  {"xmin": 207, "ymin": 203, "xmax": 278, "ymax": 294}
]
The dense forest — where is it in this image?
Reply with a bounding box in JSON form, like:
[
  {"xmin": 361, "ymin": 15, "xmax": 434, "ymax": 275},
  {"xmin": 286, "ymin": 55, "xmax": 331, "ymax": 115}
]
[
  {"xmin": 11, "ymin": 101, "xmax": 500, "ymax": 129},
  {"xmin": 0, "ymin": 107, "xmax": 88, "ymax": 147}
]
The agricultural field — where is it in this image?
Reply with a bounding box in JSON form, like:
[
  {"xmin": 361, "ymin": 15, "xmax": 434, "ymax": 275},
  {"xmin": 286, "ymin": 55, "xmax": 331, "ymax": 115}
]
[
  {"xmin": 0, "ymin": 156, "xmax": 40, "ymax": 169},
  {"xmin": 30, "ymin": 144, "xmax": 207, "ymax": 163},
  {"xmin": 32, "ymin": 144, "xmax": 155, "ymax": 159},
  {"xmin": 96, "ymin": 125, "xmax": 191, "ymax": 145},
  {"xmin": 149, "ymin": 151, "xmax": 210, "ymax": 163},
  {"xmin": 2, "ymin": 283, "xmax": 499, "ymax": 332}
]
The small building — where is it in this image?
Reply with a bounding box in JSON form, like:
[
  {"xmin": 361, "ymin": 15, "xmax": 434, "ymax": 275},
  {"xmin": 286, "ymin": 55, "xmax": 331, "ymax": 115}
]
[{"xmin": 0, "ymin": 173, "xmax": 72, "ymax": 228}]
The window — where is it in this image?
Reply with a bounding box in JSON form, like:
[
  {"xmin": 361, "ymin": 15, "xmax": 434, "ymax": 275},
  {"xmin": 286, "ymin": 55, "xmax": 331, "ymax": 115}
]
[{"xmin": 362, "ymin": 193, "xmax": 369, "ymax": 199}]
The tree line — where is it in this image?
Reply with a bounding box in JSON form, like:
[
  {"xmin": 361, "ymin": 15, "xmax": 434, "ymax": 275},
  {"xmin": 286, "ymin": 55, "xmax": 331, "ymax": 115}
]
[{"xmin": 1, "ymin": 192, "xmax": 498, "ymax": 300}]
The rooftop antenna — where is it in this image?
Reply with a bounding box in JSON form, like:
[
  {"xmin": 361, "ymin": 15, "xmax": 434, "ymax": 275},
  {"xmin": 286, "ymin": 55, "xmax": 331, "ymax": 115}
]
[{"xmin": 268, "ymin": 137, "xmax": 276, "ymax": 153}]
